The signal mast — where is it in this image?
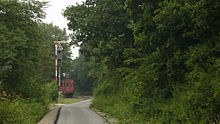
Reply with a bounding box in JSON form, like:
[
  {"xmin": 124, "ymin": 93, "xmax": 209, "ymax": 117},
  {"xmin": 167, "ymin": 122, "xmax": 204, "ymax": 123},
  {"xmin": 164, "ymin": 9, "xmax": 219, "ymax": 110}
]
[{"xmin": 54, "ymin": 41, "xmax": 67, "ymax": 86}]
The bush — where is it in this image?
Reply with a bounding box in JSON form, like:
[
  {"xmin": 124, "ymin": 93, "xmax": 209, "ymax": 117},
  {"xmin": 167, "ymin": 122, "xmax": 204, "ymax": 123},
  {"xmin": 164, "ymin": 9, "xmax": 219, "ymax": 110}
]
[
  {"xmin": 0, "ymin": 82, "xmax": 58, "ymax": 124},
  {"xmin": 0, "ymin": 96, "xmax": 47, "ymax": 124}
]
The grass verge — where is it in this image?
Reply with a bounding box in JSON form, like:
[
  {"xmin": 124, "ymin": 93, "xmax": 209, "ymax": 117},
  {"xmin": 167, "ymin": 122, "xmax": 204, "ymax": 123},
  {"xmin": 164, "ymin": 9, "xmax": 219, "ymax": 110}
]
[{"xmin": 58, "ymin": 98, "xmax": 82, "ymax": 104}]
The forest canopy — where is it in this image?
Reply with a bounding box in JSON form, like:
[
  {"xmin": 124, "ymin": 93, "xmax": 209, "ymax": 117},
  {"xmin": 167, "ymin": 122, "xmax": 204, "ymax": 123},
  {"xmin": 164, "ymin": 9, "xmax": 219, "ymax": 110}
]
[
  {"xmin": 0, "ymin": 1, "xmax": 72, "ymax": 123},
  {"xmin": 65, "ymin": 0, "xmax": 220, "ymax": 123}
]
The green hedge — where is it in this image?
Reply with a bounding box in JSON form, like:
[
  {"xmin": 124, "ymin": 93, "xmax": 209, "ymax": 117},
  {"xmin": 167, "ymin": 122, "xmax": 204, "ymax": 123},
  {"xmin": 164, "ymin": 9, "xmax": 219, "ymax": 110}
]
[
  {"xmin": 0, "ymin": 82, "xmax": 58, "ymax": 124},
  {"xmin": 0, "ymin": 97, "xmax": 47, "ymax": 124}
]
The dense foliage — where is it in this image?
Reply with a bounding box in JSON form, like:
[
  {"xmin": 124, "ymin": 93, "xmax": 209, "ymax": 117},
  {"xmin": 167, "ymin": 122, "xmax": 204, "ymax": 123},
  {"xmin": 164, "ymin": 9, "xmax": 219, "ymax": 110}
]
[
  {"xmin": 65, "ymin": 0, "xmax": 220, "ymax": 123},
  {"xmin": 0, "ymin": 1, "xmax": 71, "ymax": 123},
  {"xmin": 70, "ymin": 55, "xmax": 95, "ymax": 95}
]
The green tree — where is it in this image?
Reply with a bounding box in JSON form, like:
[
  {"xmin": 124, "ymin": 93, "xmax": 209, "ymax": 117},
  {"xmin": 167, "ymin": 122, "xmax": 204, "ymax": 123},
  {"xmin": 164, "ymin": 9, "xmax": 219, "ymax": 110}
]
[
  {"xmin": 64, "ymin": 0, "xmax": 134, "ymax": 69},
  {"xmin": 70, "ymin": 55, "xmax": 95, "ymax": 95},
  {"xmin": 0, "ymin": 0, "xmax": 47, "ymax": 94},
  {"xmin": 0, "ymin": 1, "xmax": 64, "ymax": 123},
  {"xmin": 64, "ymin": 0, "xmax": 220, "ymax": 123}
]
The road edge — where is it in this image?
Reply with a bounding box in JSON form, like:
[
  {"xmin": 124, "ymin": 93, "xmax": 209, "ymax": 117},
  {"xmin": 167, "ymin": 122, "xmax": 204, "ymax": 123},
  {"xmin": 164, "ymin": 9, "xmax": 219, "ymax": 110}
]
[
  {"xmin": 90, "ymin": 106, "xmax": 118, "ymax": 124},
  {"xmin": 54, "ymin": 106, "xmax": 62, "ymax": 124}
]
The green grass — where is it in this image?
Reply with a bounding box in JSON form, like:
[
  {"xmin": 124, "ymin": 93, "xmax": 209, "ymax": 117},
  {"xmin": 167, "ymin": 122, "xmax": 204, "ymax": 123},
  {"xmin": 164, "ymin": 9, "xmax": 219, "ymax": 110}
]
[{"xmin": 58, "ymin": 98, "xmax": 82, "ymax": 104}]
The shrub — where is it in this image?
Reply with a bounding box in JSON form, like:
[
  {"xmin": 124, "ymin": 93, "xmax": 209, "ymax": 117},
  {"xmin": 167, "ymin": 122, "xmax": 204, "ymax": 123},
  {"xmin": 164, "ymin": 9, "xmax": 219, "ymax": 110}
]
[
  {"xmin": 0, "ymin": 96, "xmax": 47, "ymax": 124},
  {"xmin": 0, "ymin": 82, "xmax": 58, "ymax": 124}
]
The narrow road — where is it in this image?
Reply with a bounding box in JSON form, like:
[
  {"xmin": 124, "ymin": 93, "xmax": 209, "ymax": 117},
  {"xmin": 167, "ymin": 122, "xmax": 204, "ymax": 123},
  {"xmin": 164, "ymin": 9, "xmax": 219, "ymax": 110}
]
[{"xmin": 57, "ymin": 99, "xmax": 107, "ymax": 124}]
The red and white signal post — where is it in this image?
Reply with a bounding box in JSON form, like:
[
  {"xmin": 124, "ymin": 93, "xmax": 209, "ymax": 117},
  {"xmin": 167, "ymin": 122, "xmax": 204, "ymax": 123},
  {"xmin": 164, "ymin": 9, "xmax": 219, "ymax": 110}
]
[{"xmin": 54, "ymin": 41, "xmax": 67, "ymax": 86}]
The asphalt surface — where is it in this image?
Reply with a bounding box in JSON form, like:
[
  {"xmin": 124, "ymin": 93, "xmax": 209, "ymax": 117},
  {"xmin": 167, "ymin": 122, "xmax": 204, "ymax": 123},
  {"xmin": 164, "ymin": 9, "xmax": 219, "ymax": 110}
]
[{"xmin": 57, "ymin": 99, "xmax": 107, "ymax": 124}]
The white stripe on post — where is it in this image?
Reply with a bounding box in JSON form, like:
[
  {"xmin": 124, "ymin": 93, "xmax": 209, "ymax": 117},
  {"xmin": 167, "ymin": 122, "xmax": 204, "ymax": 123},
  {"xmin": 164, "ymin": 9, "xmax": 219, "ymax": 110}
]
[{"xmin": 55, "ymin": 44, "xmax": 58, "ymax": 81}]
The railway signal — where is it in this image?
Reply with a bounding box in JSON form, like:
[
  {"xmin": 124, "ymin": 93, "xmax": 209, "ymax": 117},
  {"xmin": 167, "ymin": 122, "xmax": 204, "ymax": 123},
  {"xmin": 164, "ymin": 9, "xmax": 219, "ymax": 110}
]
[{"xmin": 54, "ymin": 41, "xmax": 67, "ymax": 86}]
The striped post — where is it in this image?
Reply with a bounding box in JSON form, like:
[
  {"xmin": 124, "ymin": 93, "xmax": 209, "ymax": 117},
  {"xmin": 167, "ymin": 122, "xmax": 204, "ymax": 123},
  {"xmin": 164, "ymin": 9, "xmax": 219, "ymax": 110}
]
[
  {"xmin": 58, "ymin": 66, "xmax": 61, "ymax": 86},
  {"xmin": 54, "ymin": 41, "xmax": 67, "ymax": 85},
  {"xmin": 55, "ymin": 44, "xmax": 58, "ymax": 81}
]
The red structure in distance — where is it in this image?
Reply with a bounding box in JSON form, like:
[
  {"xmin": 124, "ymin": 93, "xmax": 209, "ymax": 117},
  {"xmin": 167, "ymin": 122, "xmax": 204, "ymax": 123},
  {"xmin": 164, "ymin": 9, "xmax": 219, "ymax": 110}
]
[{"xmin": 60, "ymin": 79, "xmax": 75, "ymax": 94}]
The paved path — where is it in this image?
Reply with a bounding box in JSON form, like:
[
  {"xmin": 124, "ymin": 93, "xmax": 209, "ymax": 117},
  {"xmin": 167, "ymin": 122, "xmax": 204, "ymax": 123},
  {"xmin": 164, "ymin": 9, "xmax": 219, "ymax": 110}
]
[{"xmin": 57, "ymin": 99, "xmax": 107, "ymax": 124}]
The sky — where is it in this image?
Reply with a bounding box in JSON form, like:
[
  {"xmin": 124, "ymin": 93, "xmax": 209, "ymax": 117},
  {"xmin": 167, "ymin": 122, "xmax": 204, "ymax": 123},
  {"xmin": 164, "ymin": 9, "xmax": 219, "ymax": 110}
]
[{"xmin": 39, "ymin": 0, "xmax": 84, "ymax": 59}]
